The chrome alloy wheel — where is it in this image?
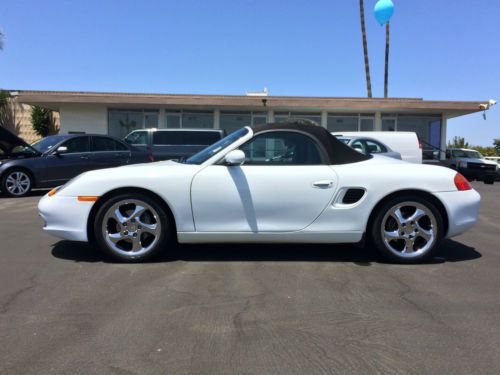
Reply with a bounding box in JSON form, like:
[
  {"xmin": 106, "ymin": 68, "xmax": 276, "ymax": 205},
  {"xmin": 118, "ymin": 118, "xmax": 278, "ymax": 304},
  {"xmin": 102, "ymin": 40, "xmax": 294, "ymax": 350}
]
[
  {"xmin": 380, "ymin": 201, "xmax": 438, "ymax": 258},
  {"xmin": 5, "ymin": 171, "xmax": 31, "ymax": 196},
  {"xmin": 102, "ymin": 199, "xmax": 162, "ymax": 257}
]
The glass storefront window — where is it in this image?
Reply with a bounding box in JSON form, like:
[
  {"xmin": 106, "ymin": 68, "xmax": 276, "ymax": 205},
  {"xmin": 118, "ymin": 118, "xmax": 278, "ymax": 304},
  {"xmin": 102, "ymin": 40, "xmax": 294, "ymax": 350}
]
[
  {"xmin": 382, "ymin": 118, "xmax": 396, "ymax": 131},
  {"xmin": 275, "ymin": 112, "xmax": 321, "ymax": 125},
  {"xmin": 182, "ymin": 112, "xmax": 213, "ymax": 128},
  {"xmin": 359, "ymin": 118, "xmax": 374, "ymax": 131},
  {"xmin": 327, "ymin": 116, "xmax": 358, "ymax": 132},
  {"xmin": 165, "ymin": 113, "xmax": 181, "ymax": 128},
  {"xmin": 220, "ymin": 112, "xmax": 252, "ymax": 134},
  {"xmin": 397, "ymin": 116, "xmax": 441, "ymax": 149},
  {"xmin": 108, "ymin": 110, "xmax": 151, "ymax": 139}
]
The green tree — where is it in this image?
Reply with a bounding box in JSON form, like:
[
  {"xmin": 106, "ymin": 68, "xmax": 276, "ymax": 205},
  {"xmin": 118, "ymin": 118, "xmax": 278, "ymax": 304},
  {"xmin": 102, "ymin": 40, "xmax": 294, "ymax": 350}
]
[
  {"xmin": 31, "ymin": 105, "xmax": 52, "ymax": 137},
  {"xmin": 447, "ymin": 136, "xmax": 469, "ymax": 149},
  {"xmin": 494, "ymin": 139, "xmax": 500, "ymax": 154}
]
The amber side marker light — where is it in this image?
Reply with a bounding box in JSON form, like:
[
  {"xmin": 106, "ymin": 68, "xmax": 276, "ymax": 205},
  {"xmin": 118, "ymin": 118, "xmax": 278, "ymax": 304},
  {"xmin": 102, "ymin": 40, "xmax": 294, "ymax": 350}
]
[
  {"xmin": 77, "ymin": 196, "xmax": 99, "ymax": 202},
  {"xmin": 48, "ymin": 188, "xmax": 58, "ymax": 197},
  {"xmin": 454, "ymin": 173, "xmax": 472, "ymax": 191}
]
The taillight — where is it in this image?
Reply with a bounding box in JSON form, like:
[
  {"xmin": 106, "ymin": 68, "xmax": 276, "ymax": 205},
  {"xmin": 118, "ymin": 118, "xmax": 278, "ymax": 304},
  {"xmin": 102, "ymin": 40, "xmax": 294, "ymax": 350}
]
[
  {"xmin": 454, "ymin": 173, "xmax": 472, "ymax": 191},
  {"xmin": 148, "ymin": 152, "xmax": 154, "ymax": 162}
]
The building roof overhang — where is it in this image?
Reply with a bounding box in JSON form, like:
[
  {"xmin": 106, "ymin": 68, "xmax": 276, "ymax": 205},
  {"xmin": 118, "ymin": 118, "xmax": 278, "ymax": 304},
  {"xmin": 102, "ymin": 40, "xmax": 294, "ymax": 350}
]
[{"xmin": 12, "ymin": 90, "xmax": 492, "ymax": 118}]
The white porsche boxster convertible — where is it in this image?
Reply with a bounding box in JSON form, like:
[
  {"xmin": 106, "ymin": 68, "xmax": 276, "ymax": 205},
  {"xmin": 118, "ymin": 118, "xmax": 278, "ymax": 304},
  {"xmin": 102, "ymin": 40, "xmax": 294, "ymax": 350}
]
[{"xmin": 39, "ymin": 122, "xmax": 480, "ymax": 263}]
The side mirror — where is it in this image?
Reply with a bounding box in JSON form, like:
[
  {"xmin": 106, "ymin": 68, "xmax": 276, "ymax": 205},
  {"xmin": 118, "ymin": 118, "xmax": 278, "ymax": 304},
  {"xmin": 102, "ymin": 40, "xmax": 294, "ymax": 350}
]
[
  {"xmin": 225, "ymin": 150, "xmax": 245, "ymax": 166},
  {"xmin": 55, "ymin": 146, "xmax": 68, "ymax": 154}
]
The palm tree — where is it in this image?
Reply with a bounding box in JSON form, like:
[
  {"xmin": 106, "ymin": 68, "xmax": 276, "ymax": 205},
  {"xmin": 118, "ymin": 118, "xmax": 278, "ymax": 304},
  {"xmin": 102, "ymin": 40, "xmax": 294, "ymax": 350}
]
[
  {"xmin": 384, "ymin": 22, "xmax": 390, "ymax": 98},
  {"xmin": 359, "ymin": 0, "xmax": 372, "ymax": 98}
]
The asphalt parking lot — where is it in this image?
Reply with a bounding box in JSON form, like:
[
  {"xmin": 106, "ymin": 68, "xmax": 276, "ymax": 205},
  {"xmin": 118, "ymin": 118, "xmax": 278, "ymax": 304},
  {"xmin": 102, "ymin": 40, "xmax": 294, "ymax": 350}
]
[{"xmin": 0, "ymin": 182, "xmax": 499, "ymax": 374}]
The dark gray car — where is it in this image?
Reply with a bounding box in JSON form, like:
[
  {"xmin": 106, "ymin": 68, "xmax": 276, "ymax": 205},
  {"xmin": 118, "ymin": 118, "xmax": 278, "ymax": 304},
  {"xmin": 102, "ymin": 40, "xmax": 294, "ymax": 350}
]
[
  {"xmin": 124, "ymin": 128, "xmax": 225, "ymax": 161},
  {"xmin": 0, "ymin": 128, "xmax": 151, "ymax": 197}
]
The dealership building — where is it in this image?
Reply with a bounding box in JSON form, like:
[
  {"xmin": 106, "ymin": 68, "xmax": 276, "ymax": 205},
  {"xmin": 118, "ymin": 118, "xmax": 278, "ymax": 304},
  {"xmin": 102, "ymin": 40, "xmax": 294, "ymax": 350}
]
[{"xmin": 14, "ymin": 90, "xmax": 493, "ymax": 160}]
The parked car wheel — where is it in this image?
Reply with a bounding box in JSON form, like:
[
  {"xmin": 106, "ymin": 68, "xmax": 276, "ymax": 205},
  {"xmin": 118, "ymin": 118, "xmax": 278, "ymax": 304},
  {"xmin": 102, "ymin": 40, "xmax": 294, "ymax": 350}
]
[
  {"xmin": 483, "ymin": 176, "xmax": 495, "ymax": 185},
  {"xmin": 1, "ymin": 169, "xmax": 33, "ymax": 197},
  {"xmin": 371, "ymin": 196, "xmax": 444, "ymax": 263},
  {"xmin": 93, "ymin": 193, "xmax": 171, "ymax": 262}
]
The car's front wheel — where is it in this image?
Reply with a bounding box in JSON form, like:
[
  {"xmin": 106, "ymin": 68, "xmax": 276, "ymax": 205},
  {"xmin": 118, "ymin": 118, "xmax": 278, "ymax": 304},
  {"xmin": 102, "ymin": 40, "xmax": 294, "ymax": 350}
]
[
  {"xmin": 1, "ymin": 169, "xmax": 33, "ymax": 197},
  {"xmin": 93, "ymin": 193, "xmax": 171, "ymax": 262},
  {"xmin": 371, "ymin": 196, "xmax": 444, "ymax": 263}
]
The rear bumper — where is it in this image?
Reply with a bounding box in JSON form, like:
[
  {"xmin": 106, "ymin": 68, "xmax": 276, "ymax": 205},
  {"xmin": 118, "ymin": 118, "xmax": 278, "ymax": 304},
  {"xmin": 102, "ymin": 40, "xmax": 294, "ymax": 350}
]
[
  {"xmin": 434, "ymin": 189, "xmax": 481, "ymax": 238},
  {"xmin": 38, "ymin": 193, "xmax": 94, "ymax": 242}
]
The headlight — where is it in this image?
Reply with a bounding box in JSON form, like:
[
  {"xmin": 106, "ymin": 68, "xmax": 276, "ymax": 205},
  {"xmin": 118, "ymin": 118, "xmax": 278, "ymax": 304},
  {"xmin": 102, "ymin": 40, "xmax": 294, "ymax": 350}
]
[{"xmin": 458, "ymin": 161, "xmax": 468, "ymax": 168}]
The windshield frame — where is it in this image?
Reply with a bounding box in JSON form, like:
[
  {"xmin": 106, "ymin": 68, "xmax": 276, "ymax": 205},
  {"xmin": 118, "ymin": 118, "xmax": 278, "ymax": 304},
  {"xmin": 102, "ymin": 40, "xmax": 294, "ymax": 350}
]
[
  {"xmin": 31, "ymin": 135, "xmax": 68, "ymax": 154},
  {"xmin": 184, "ymin": 127, "xmax": 251, "ymax": 165}
]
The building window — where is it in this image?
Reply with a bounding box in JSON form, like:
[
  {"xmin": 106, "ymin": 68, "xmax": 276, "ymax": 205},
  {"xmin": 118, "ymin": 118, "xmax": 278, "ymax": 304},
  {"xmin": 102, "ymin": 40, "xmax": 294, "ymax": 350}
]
[
  {"xmin": 220, "ymin": 111, "xmax": 268, "ymax": 134},
  {"xmin": 397, "ymin": 116, "xmax": 441, "ymax": 150},
  {"xmin": 327, "ymin": 114, "xmax": 375, "ymax": 132},
  {"xmin": 275, "ymin": 112, "xmax": 321, "ymax": 125},
  {"xmin": 164, "ymin": 110, "xmax": 214, "ymax": 129},
  {"xmin": 108, "ymin": 110, "xmax": 158, "ymax": 139}
]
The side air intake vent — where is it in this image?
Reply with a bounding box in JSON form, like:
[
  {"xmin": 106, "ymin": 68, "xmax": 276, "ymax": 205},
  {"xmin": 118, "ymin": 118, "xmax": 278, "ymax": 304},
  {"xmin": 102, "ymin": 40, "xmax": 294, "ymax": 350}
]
[{"xmin": 342, "ymin": 189, "xmax": 365, "ymax": 204}]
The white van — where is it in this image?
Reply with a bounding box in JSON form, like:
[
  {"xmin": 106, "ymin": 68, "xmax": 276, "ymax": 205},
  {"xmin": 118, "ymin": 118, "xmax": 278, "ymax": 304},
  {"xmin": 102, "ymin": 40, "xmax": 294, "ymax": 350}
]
[{"xmin": 332, "ymin": 131, "xmax": 422, "ymax": 164}]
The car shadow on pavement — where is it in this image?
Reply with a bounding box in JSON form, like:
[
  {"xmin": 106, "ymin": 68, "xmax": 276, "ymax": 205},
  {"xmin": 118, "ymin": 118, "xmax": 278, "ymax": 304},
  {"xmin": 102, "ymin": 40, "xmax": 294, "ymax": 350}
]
[
  {"xmin": 51, "ymin": 239, "xmax": 481, "ymax": 265},
  {"xmin": 0, "ymin": 189, "xmax": 48, "ymax": 199}
]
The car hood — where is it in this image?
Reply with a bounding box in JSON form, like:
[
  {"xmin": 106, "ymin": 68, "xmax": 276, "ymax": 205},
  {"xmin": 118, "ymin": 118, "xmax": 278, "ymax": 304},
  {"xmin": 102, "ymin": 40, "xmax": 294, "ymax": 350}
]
[{"xmin": 0, "ymin": 127, "xmax": 40, "ymax": 159}]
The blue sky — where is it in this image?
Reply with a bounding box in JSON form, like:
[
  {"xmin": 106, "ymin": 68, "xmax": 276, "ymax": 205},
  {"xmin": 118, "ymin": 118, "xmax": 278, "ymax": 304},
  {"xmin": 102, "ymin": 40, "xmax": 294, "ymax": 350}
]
[{"xmin": 1, "ymin": 0, "xmax": 499, "ymax": 146}]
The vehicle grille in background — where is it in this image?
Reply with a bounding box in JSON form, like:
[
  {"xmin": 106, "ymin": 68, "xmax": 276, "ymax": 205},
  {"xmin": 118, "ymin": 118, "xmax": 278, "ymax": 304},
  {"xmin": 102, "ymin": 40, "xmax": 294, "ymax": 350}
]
[
  {"xmin": 342, "ymin": 189, "xmax": 365, "ymax": 204},
  {"xmin": 467, "ymin": 162, "xmax": 496, "ymax": 171}
]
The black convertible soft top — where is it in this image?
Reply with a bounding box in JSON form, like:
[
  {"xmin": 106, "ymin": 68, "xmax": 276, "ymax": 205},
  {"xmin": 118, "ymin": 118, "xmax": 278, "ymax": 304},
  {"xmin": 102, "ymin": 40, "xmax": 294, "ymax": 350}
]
[{"xmin": 251, "ymin": 121, "xmax": 371, "ymax": 165}]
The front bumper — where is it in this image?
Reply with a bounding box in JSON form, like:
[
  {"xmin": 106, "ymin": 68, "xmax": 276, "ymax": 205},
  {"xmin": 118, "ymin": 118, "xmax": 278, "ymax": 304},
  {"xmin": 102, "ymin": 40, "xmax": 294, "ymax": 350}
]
[
  {"xmin": 434, "ymin": 189, "xmax": 481, "ymax": 238},
  {"xmin": 458, "ymin": 167, "xmax": 497, "ymax": 181},
  {"xmin": 38, "ymin": 193, "xmax": 95, "ymax": 242}
]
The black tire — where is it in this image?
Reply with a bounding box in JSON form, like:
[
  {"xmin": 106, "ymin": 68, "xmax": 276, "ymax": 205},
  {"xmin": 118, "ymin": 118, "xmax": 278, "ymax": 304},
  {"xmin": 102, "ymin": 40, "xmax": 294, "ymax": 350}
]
[
  {"xmin": 371, "ymin": 195, "xmax": 444, "ymax": 264},
  {"xmin": 1, "ymin": 169, "xmax": 33, "ymax": 197},
  {"xmin": 483, "ymin": 176, "xmax": 495, "ymax": 185},
  {"xmin": 93, "ymin": 193, "xmax": 171, "ymax": 262}
]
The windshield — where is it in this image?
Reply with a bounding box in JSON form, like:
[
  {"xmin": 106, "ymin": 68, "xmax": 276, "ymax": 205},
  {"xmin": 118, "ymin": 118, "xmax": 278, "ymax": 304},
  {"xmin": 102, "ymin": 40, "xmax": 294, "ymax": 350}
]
[
  {"xmin": 337, "ymin": 137, "xmax": 350, "ymax": 145},
  {"xmin": 184, "ymin": 127, "xmax": 249, "ymax": 164},
  {"xmin": 31, "ymin": 135, "xmax": 67, "ymax": 153},
  {"xmin": 452, "ymin": 149, "xmax": 483, "ymax": 159}
]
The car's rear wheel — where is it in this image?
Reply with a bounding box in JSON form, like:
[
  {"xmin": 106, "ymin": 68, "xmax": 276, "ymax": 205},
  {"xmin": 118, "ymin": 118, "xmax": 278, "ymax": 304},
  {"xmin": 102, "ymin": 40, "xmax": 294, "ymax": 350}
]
[
  {"xmin": 1, "ymin": 169, "xmax": 33, "ymax": 197},
  {"xmin": 93, "ymin": 193, "xmax": 170, "ymax": 262},
  {"xmin": 371, "ymin": 196, "xmax": 444, "ymax": 263}
]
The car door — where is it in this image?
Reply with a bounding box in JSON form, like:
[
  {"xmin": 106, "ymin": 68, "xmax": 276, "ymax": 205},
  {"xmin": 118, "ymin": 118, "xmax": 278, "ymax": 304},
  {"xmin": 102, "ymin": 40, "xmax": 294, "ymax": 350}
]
[
  {"xmin": 91, "ymin": 136, "xmax": 131, "ymax": 169},
  {"xmin": 43, "ymin": 136, "xmax": 92, "ymax": 184},
  {"xmin": 191, "ymin": 131, "xmax": 337, "ymax": 232}
]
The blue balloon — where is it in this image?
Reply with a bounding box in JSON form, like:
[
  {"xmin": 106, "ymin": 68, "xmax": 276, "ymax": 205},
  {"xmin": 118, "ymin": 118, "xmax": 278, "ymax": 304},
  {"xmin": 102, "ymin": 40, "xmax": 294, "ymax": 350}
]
[{"xmin": 374, "ymin": 0, "xmax": 394, "ymax": 25}]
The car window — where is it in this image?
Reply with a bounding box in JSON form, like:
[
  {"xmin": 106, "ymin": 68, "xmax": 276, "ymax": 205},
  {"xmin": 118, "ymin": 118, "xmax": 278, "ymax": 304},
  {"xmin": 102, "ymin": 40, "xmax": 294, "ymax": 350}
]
[
  {"xmin": 364, "ymin": 139, "xmax": 386, "ymax": 153},
  {"xmin": 93, "ymin": 136, "xmax": 128, "ymax": 151},
  {"xmin": 183, "ymin": 132, "xmax": 221, "ymax": 145},
  {"xmin": 240, "ymin": 131, "xmax": 324, "ymax": 165},
  {"xmin": 153, "ymin": 132, "xmax": 183, "ymax": 145},
  {"xmin": 62, "ymin": 137, "xmax": 90, "ymax": 153},
  {"xmin": 125, "ymin": 131, "xmax": 148, "ymax": 145},
  {"xmin": 185, "ymin": 127, "xmax": 249, "ymax": 165},
  {"xmin": 351, "ymin": 140, "xmax": 366, "ymax": 154}
]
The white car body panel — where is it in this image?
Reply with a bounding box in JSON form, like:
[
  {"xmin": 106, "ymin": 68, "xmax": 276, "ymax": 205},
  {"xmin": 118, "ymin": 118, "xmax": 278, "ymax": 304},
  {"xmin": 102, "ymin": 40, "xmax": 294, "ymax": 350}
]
[
  {"xmin": 191, "ymin": 165, "xmax": 337, "ymax": 232},
  {"xmin": 332, "ymin": 131, "xmax": 422, "ymax": 164},
  {"xmin": 39, "ymin": 127, "xmax": 480, "ymax": 247}
]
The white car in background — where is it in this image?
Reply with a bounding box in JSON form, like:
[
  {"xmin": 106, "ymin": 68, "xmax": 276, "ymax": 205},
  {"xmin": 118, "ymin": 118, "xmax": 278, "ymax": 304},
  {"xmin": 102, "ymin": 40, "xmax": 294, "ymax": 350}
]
[
  {"xmin": 332, "ymin": 131, "xmax": 422, "ymax": 163},
  {"xmin": 334, "ymin": 135, "xmax": 402, "ymax": 160},
  {"xmin": 39, "ymin": 122, "xmax": 479, "ymax": 264}
]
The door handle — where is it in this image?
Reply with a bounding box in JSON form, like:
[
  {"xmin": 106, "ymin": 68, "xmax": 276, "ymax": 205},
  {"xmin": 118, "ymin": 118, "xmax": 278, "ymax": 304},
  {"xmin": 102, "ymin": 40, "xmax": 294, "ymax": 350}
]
[
  {"xmin": 80, "ymin": 155, "xmax": 90, "ymax": 159},
  {"xmin": 313, "ymin": 180, "xmax": 333, "ymax": 189}
]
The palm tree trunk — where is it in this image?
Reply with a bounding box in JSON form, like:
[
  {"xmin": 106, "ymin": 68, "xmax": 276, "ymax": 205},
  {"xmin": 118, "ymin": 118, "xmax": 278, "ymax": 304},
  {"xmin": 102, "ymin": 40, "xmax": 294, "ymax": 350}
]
[
  {"xmin": 384, "ymin": 22, "xmax": 390, "ymax": 98},
  {"xmin": 360, "ymin": 0, "xmax": 372, "ymax": 98}
]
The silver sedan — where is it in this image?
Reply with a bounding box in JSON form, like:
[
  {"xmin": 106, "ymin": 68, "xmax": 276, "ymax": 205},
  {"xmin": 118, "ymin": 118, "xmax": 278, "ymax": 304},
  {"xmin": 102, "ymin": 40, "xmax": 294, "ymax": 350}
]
[{"xmin": 336, "ymin": 136, "xmax": 402, "ymax": 160}]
